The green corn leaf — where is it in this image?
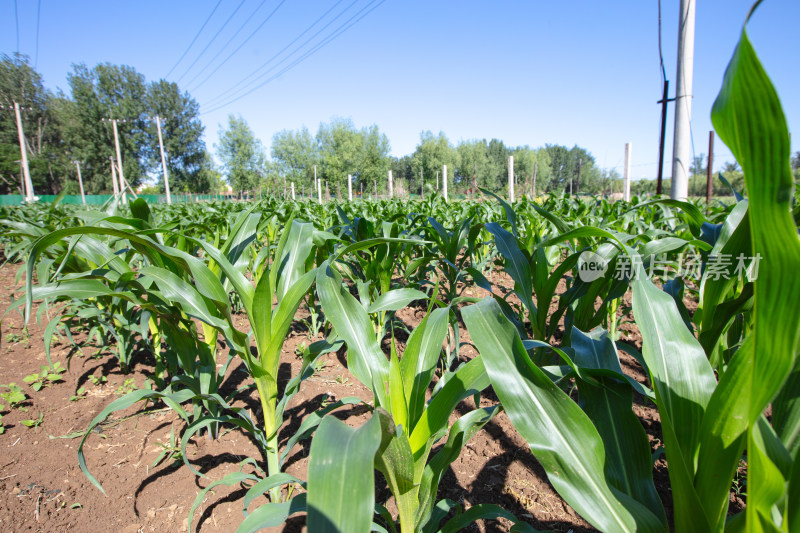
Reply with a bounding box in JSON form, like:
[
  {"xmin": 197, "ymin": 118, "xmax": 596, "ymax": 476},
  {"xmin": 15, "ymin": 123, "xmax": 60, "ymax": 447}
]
[
  {"xmin": 307, "ymin": 414, "xmax": 381, "ymax": 533},
  {"xmin": 463, "ymin": 297, "xmax": 666, "ymax": 532},
  {"xmin": 366, "ymin": 288, "xmax": 428, "ymax": 314}
]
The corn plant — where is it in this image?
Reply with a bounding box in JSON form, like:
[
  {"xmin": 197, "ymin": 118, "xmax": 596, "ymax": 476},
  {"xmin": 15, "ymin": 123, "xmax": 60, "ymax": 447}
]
[{"xmin": 463, "ymin": 5, "xmax": 800, "ymax": 531}]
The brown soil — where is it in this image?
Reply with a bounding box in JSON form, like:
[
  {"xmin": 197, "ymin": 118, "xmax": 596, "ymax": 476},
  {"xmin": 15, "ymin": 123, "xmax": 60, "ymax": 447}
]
[{"xmin": 0, "ymin": 262, "xmax": 742, "ymax": 532}]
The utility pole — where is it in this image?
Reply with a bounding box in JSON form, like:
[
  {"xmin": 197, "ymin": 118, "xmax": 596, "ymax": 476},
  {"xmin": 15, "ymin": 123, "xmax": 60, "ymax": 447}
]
[
  {"xmin": 388, "ymin": 170, "xmax": 393, "ymax": 198},
  {"xmin": 656, "ymin": 80, "xmax": 670, "ymax": 195},
  {"xmin": 111, "ymin": 119, "xmax": 127, "ymax": 202},
  {"xmin": 154, "ymin": 116, "xmax": 172, "ymax": 205},
  {"xmin": 508, "ymin": 155, "xmax": 515, "ymax": 202},
  {"xmin": 13, "ymin": 102, "xmax": 34, "ymax": 202},
  {"xmin": 671, "ymin": 0, "xmax": 696, "ymax": 200},
  {"xmin": 706, "ymin": 130, "xmax": 715, "ymax": 205},
  {"xmin": 576, "ymin": 158, "xmax": 582, "ymax": 195},
  {"xmin": 348, "ymin": 174, "xmax": 352, "ymax": 201},
  {"xmin": 442, "ymin": 165, "xmax": 448, "ymax": 202},
  {"xmin": 624, "ymin": 143, "xmax": 632, "ymax": 201},
  {"xmin": 74, "ymin": 161, "xmax": 86, "ymax": 204},
  {"xmin": 110, "ymin": 156, "xmax": 120, "ymax": 196}
]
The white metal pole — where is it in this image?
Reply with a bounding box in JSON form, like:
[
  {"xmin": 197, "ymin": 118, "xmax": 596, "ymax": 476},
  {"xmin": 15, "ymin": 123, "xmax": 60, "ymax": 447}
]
[
  {"xmin": 388, "ymin": 170, "xmax": 393, "ymax": 198},
  {"xmin": 508, "ymin": 155, "xmax": 514, "ymax": 203},
  {"xmin": 348, "ymin": 174, "xmax": 352, "ymax": 201},
  {"xmin": 442, "ymin": 165, "xmax": 448, "ymax": 202},
  {"xmin": 13, "ymin": 102, "xmax": 34, "ymax": 202},
  {"xmin": 75, "ymin": 161, "xmax": 86, "ymax": 204},
  {"xmin": 671, "ymin": 0, "xmax": 696, "ymax": 200},
  {"xmin": 155, "ymin": 116, "xmax": 172, "ymax": 204},
  {"xmin": 624, "ymin": 142, "xmax": 632, "ymax": 202}
]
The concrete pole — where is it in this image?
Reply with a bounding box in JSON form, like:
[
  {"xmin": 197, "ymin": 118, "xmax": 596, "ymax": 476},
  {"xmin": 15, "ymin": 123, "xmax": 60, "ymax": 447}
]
[
  {"xmin": 110, "ymin": 156, "xmax": 120, "ymax": 196},
  {"xmin": 348, "ymin": 174, "xmax": 352, "ymax": 201},
  {"xmin": 155, "ymin": 116, "xmax": 172, "ymax": 205},
  {"xmin": 317, "ymin": 176, "xmax": 322, "ymax": 203},
  {"xmin": 435, "ymin": 171, "xmax": 439, "ymax": 191},
  {"xmin": 75, "ymin": 161, "xmax": 86, "ymax": 204},
  {"xmin": 671, "ymin": 0, "xmax": 696, "ymax": 200},
  {"xmin": 442, "ymin": 164, "xmax": 448, "ymax": 202},
  {"xmin": 388, "ymin": 170, "xmax": 393, "ymax": 197},
  {"xmin": 508, "ymin": 155, "xmax": 514, "ymax": 203},
  {"xmin": 532, "ymin": 161, "xmax": 538, "ymax": 199},
  {"xmin": 420, "ymin": 169, "xmax": 424, "ymax": 199},
  {"xmin": 13, "ymin": 102, "xmax": 34, "ymax": 202},
  {"xmin": 706, "ymin": 130, "xmax": 715, "ymax": 205},
  {"xmin": 624, "ymin": 142, "xmax": 632, "ymax": 201},
  {"xmin": 291, "ymin": 182, "xmax": 295, "ymax": 200},
  {"xmin": 111, "ymin": 119, "xmax": 127, "ymax": 202}
]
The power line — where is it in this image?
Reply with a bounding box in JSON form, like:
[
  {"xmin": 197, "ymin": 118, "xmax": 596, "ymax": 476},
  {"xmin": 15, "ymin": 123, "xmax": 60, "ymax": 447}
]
[
  {"xmin": 34, "ymin": 0, "xmax": 41, "ymax": 68},
  {"xmin": 186, "ymin": 0, "xmax": 287, "ymax": 93},
  {"xmin": 175, "ymin": 0, "xmax": 247, "ymax": 84},
  {"xmin": 201, "ymin": 0, "xmax": 353, "ymax": 109},
  {"xmin": 202, "ymin": 0, "xmax": 385, "ymax": 114},
  {"xmin": 164, "ymin": 0, "xmax": 223, "ymax": 79},
  {"xmin": 14, "ymin": 0, "xmax": 19, "ymax": 54}
]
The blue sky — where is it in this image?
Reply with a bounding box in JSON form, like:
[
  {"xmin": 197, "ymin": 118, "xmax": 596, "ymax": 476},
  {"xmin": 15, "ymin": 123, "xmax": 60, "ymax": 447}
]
[{"xmin": 3, "ymin": 0, "xmax": 799, "ymax": 181}]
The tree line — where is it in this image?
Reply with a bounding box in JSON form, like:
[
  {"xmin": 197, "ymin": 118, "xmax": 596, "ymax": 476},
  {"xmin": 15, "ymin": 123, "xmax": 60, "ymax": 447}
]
[{"xmin": 9, "ymin": 53, "xmax": 789, "ymax": 199}]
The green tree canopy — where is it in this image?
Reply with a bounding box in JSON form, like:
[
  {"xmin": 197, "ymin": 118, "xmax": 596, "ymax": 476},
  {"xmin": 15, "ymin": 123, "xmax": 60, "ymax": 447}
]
[
  {"xmin": 216, "ymin": 114, "xmax": 266, "ymax": 192},
  {"xmin": 411, "ymin": 131, "xmax": 458, "ymax": 195}
]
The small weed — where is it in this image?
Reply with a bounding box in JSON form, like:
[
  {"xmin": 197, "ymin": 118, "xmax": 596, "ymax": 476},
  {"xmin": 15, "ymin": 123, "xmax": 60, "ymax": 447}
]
[
  {"xmin": 115, "ymin": 378, "xmax": 136, "ymax": 396},
  {"xmin": 21, "ymin": 411, "xmax": 44, "ymax": 429},
  {"xmin": 69, "ymin": 387, "xmax": 87, "ymax": 402},
  {"xmin": 23, "ymin": 362, "xmax": 66, "ymax": 391},
  {"xmin": 1, "ymin": 383, "xmax": 26, "ymax": 407},
  {"xmin": 88, "ymin": 374, "xmax": 107, "ymax": 386},
  {"xmin": 151, "ymin": 426, "xmax": 183, "ymax": 468},
  {"xmin": 4, "ymin": 331, "xmax": 30, "ymax": 346}
]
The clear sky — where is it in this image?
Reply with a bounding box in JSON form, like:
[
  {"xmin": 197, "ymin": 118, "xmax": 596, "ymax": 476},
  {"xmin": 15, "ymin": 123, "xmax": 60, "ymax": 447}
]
[{"xmin": 2, "ymin": 0, "xmax": 799, "ymax": 181}]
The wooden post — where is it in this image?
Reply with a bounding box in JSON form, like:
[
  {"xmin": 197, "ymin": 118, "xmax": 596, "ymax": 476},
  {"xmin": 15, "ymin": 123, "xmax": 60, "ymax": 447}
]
[
  {"xmin": 13, "ymin": 102, "xmax": 34, "ymax": 202},
  {"xmin": 75, "ymin": 161, "xmax": 86, "ymax": 204},
  {"xmin": 623, "ymin": 143, "xmax": 632, "ymax": 201},
  {"xmin": 442, "ymin": 164, "xmax": 448, "ymax": 202},
  {"xmin": 155, "ymin": 116, "xmax": 172, "ymax": 204},
  {"xmin": 706, "ymin": 130, "xmax": 715, "ymax": 205},
  {"xmin": 508, "ymin": 155, "xmax": 514, "ymax": 203},
  {"xmin": 388, "ymin": 170, "xmax": 393, "ymax": 197},
  {"xmin": 348, "ymin": 174, "xmax": 352, "ymax": 201}
]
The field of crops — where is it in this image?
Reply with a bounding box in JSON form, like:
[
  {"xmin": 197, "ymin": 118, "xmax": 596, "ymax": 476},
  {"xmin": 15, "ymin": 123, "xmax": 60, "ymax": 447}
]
[{"xmin": 0, "ymin": 16, "xmax": 799, "ymax": 533}]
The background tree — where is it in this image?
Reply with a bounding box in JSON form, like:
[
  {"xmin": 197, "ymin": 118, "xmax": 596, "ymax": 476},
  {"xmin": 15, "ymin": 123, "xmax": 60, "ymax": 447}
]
[
  {"xmin": 216, "ymin": 114, "xmax": 266, "ymax": 193},
  {"xmin": 0, "ymin": 53, "xmax": 64, "ymax": 194},
  {"xmin": 144, "ymin": 80, "xmax": 209, "ymax": 192},
  {"xmin": 270, "ymin": 126, "xmax": 318, "ymax": 191},
  {"xmin": 411, "ymin": 131, "xmax": 458, "ymax": 195},
  {"xmin": 59, "ymin": 63, "xmax": 148, "ymax": 193},
  {"xmin": 316, "ymin": 117, "xmax": 363, "ymax": 195},
  {"xmin": 359, "ymin": 124, "xmax": 391, "ymax": 194}
]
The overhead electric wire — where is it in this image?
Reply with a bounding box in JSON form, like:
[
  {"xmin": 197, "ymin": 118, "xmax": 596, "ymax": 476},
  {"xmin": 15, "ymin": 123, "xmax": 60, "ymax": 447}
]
[
  {"xmin": 202, "ymin": 0, "xmax": 384, "ymax": 114},
  {"xmin": 186, "ymin": 0, "xmax": 288, "ymax": 93},
  {"xmin": 164, "ymin": 0, "xmax": 223, "ymax": 79},
  {"xmin": 14, "ymin": 0, "xmax": 19, "ymax": 54},
  {"xmin": 34, "ymin": 0, "xmax": 41, "ymax": 68},
  {"xmin": 201, "ymin": 0, "xmax": 353, "ymax": 108},
  {"xmin": 175, "ymin": 0, "xmax": 247, "ymax": 84}
]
